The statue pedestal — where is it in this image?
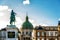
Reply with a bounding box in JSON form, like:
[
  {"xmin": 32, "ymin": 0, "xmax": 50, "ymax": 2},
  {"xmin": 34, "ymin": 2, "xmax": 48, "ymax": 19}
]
[
  {"xmin": 6, "ymin": 25, "xmax": 17, "ymax": 28},
  {"xmin": 6, "ymin": 25, "xmax": 18, "ymax": 40},
  {"xmin": 0, "ymin": 25, "xmax": 18, "ymax": 40}
]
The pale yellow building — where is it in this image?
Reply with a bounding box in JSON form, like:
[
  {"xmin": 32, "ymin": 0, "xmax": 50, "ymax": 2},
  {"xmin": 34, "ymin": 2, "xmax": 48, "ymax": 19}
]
[{"xmin": 33, "ymin": 21, "xmax": 60, "ymax": 40}]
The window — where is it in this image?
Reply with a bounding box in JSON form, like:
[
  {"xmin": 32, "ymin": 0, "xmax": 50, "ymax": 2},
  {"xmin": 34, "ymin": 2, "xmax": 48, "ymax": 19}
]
[
  {"xmin": 37, "ymin": 32, "xmax": 40, "ymax": 36},
  {"xmin": 22, "ymin": 32, "xmax": 24, "ymax": 35},
  {"xmin": 55, "ymin": 32, "xmax": 58, "ymax": 36},
  {"xmin": 46, "ymin": 38, "xmax": 49, "ymax": 40},
  {"xmin": 42, "ymin": 38, "xmax": 44, "ymax": 40},
  {"xmin": 55, "ymin": 38, "xmax": 57, "ymax": 40},
  {"xmin": 42, "ymin": 32, "xmax": 44, "ymax": 36},
  {"xmin": 23, "ymin": 30, "xmax": 26, "ymax": 35},
  {"xmin": 37, "ymin": 38, "xmax": 40, "ymax": 40},
  {"xmin": 29, "ymin": 32, "xmax": 31, "ymax": 36},
  {"xmin": 23, "ymin": 37, "xmax": 30, "ymax": 40},
  {"xmin": 46, "ymin": 31, "xmax": 49, "ymax": 36},
  {"xmin": 50, "ymin": 31, "xmax": 53, "ymax": 36},
  {"xmin": 1, "ymin": 31, "xmax": 6, "ymax": 38},
  {"xmin": 26, "ymin": 32, "xmax": 28, "ymax": 34},
  {"xmin": 8, "ymin": 32, "xmax": 15, "ymax": 38},
  {"xmin": 49, "ymin": 31, "xmax": 53, "ymax": 36}
]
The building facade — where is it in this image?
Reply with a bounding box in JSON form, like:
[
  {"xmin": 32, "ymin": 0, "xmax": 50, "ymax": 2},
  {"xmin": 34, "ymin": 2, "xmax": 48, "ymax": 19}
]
[
  {"xmin": 20, "ymin": 15, "xmax": 33, "ymax": 40},
  {"xmin": 33, "ymin": 21, "xmax": 60, "ymax": 40},
  {"xmin": 1, "ymin": 19, "xmax": 60, "ymax": 40},
  {"xmin": 0, "ymin": 25, "xmax": 19, "ymax": 40},
  {"xmin": 20, "ymin": 15, "xmax": 60, "ymax": 40}
]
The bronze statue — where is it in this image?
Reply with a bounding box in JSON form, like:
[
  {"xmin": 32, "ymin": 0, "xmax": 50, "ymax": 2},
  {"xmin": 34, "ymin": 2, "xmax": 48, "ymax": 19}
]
[{"xmin": 10, "ymin": 10, "xmax": 16, "ymax": 25}]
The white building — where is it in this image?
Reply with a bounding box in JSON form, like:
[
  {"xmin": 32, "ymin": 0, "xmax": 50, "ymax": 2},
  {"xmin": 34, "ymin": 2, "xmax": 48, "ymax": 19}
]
[{"xmin": 0, "ymin": 25, "xmax": 19, "ymax": 40}]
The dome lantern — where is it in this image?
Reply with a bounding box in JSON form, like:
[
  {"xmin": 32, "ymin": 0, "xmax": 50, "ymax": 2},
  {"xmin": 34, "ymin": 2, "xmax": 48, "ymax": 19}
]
[{"xmin": 26, "ymin": 14, "xmax": 28, "ymax": 21}]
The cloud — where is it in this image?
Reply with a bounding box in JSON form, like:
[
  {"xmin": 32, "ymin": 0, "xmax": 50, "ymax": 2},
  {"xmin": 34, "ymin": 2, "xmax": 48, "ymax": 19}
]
[
  {"xmin": 0, "ymin": 12, "xmax": 4, "ymax": 16},
  {"xmin": 0, "ymin": 6, "xmax": 49, "ymax": 29},
  {"xmin": 29, "ymin": 19, "xmax": 39, "ymax": 27},
  {"xmin": 16, "ymin": 17, "xmax": 23, "ymax": 29},
  {"xmin": 0, "ymin": 5, "xmax": 49, "ymax": 29},
  {"xmin": 23, "ymin": 0, "xmax": 30, "ymax": 5},
  {"xmin": 0, "ymin": 6, "xmax": 10, "ymax": 11},
  {"xmin": 40, "ymin": 24, "xmax": 48, "ymax": 26},
  {"xmin": 0, "ymin": 6, "xmax": 11, "ymax": 29},
  {"xmin": 0, "ymin": 6, "xmax": 37, "ymax": 29},
  {"xmin": 58, "ymin": 18, "xmax": 60, "ymax": 21}
]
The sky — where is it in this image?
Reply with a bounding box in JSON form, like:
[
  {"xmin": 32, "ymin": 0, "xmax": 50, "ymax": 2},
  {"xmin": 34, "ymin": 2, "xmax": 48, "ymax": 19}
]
[{"xmin": 0, "ymin": 0, "xmax": 60, "ymax": 29}]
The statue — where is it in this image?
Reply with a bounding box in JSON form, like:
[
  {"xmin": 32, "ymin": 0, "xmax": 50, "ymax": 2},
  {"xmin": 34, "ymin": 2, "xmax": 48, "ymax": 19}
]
[{"xmin": 10, "ymin": 10, "xmax": 16, "ymax": 25}]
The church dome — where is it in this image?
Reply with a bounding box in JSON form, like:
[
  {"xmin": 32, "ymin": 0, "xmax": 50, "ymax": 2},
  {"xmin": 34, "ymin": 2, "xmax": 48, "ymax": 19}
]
[{"xmin": 22, "ymin": 15, "xmax": 33, "ymax": 29}]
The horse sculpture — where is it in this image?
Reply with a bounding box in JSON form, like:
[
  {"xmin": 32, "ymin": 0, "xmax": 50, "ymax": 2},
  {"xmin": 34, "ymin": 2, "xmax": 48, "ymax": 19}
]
[{"xmin": 10, "ymin": 10, "xmax": 16, "ymax": 25}]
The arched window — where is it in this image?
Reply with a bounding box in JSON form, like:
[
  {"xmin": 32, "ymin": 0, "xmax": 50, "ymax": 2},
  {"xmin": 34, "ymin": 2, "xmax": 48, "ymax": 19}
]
[
  {"xmin": 37, "ymin": 32, "xmax": 40, "ymax": 36},
  {"xmin": 42, "ymin": 32, "xmax": 44, "ymax": 36}
]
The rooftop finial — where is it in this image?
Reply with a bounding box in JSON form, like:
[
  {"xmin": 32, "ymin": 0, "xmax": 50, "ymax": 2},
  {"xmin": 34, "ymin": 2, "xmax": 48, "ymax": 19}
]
[
  {"xmin": 26, "ymin": 12, "xmax": 28, "ymax": 16},
  {"xmin": 26, "ymin": 12, "xmax": 28, "ymax": 21},
  {"xmin": 58, "ymin": 18, "xmax": 60, "ymax": 25},
  {"xmin": 58, "ymin": 21, "xmax": 60, "ymax": 25}
]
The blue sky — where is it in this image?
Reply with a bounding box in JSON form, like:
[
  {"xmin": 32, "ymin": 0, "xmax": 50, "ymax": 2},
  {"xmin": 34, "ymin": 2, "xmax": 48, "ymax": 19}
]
[{"xmin": 0, "ymin": 0, "xmax": 60, "ymax": 28}]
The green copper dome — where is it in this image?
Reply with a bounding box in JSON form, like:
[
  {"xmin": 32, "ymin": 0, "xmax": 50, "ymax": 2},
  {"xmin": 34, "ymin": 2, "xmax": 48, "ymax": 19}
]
[{"xmin": 22, "ymin": 15, "xmax": 33, "ymax": 29}]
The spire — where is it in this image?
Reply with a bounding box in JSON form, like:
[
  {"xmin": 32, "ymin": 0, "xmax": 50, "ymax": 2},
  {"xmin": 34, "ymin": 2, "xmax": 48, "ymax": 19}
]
[
  {"xmin": 58, "ymin": 19, "xmax": 60, "ymax": 25},
  {"xmin": 58, "ymin": 21, "xmax": 60, "ymax": 25},
  {"xmin": 26, "ymin": 12, "xmax": 29, "ymax": 21}
]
